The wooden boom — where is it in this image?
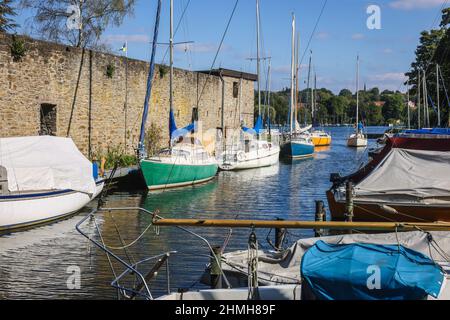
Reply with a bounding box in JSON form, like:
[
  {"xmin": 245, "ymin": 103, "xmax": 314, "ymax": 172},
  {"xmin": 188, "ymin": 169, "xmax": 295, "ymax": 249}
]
[{"xmin": 152, "ymin": 218, "xmax": 450, "ymax": 232}]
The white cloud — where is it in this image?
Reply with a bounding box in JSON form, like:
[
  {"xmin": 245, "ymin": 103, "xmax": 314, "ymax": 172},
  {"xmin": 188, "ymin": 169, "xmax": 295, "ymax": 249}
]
[
  {"xmin": 175, "ymin": 43, "xmax": 232, "ymax": 53},
  {"xmin": 389, "ymin": 0, "xmax": 447, "ymax": 10},
  {"xmin": 315, "ymin": 32, "xmax": 330, "ymax": 40},
  {"xmin": 103, "ymin": 34, "xmax": 150, "ymax": 44},
  {"xmin": 351, "ymin": 33, "xmax": 365, "ymax": 40},
  {"xmin": 370, "ymin": 72, "xmax": 406, "ymax": 81},
  {"xmin": 383, "ymin": 48, "xmax": 393, "ymax": 54}
]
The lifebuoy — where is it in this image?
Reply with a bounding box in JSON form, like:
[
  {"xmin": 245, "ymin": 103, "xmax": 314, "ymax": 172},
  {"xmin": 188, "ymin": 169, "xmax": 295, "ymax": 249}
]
[{"xmin": 237, "ymin": 151, "xmax": 246, "ymax": 161}]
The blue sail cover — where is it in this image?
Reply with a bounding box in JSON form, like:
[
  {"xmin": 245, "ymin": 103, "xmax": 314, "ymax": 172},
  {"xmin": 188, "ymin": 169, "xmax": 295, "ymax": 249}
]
[
  {"xmin": 169, "ymin": 108, "xmax": 195, "ymax": 142},
  {"xmin": 242, "ymin": 115, "xmax": 264, "ymax": 135},
  {"xmin": 403, "ymin": 128, "xmax": 450, "ymax": 135},
  {"xmin": 301, "ymin": 241, "xmax": 444, "ymax": 300}
]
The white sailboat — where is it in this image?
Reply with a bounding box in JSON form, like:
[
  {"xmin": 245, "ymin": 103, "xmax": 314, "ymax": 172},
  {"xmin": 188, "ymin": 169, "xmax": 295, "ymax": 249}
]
[
  {"xmin": 218, "ymin": 0, "xmax": 279, "ymax": 171},
  {"xmin": 347, "ymin": 55, "xmax": 367, "ymax": 147}
]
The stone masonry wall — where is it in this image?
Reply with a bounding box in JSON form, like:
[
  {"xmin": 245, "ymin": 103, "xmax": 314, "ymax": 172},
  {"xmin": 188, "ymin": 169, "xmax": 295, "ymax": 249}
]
[{"xmin": 0, "ymin": 33, "xmax": 254, "ymax": 158}]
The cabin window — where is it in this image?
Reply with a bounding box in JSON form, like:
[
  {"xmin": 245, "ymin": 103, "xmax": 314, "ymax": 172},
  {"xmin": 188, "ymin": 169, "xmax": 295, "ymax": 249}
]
[
  {"xmin": 233, "ymin": 82, "xmax": 239, "ymax": 98},
  {"xmin": 40, "ymin": 103, "xmax": 57, "ymax": 136}
]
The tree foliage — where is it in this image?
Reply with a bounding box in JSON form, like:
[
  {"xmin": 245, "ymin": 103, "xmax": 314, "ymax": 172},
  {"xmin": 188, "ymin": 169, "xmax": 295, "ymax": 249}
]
[
  {"xmin": 20, "ymin": 0, "xmax": 136, "ymax": 48},
  {"xmin": 0, "ymin": 0, "xmax": 18, "ymax": 32}
]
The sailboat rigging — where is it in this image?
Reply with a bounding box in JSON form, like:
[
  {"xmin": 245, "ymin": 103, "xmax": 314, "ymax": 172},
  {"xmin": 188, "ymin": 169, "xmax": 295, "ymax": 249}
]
[{"xmin": 139, "ymin": 0, "xmax": 218, "ymax": 190}]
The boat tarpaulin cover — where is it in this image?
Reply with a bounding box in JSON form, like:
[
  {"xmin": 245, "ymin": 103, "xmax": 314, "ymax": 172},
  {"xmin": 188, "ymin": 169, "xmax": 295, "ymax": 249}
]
[
  {"xmin": 352, "ymin": 148, "xmax": 450, "ymax": 204},
  {"xmin": 0, "ymin": 136, "xmax": 96, "ymax": 194},
  {"xmin": 301, "ymin": 240, "xmax": 445, "ymax": 300}
]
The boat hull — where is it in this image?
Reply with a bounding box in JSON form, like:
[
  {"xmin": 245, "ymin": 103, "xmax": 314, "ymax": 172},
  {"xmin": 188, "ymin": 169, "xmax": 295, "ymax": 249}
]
[
  {"xmin": 281, "ymin": 141, "xmax": 314, "ymax": 159},
  {"xmin": 219, "ymin": 147, "xmax": 280, "ymax": 171},
  {"xmin": 0, "ymin": 181, "xmax": 104, "ymax": 232},
  {"xmin": 311, "ymin": 135, "xmax": 331, "ymax": 147},
  {"xmin": 140, "ymin": 160, "xmax": 218, "ymax": 190},
  {"xmin": 326, "ymin": 190, "xmax": 450, "ymax": 222},
  {"xmin": 347, "ymin": 136, "xmax": 367, "ymax": 147}
]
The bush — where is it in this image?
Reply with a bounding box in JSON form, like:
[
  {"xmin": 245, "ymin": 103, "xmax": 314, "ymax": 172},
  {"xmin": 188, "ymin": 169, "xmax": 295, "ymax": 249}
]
[
  {"xmin": 106, "ymin": 63, "xmax": 115, "ymax": 78},
  {"xmin": 10, "ymin": 35, "xmax": 26, "ymax": 62},
  {"xmin": 92, "ymin": 146, "xmax": 137, "ymax": 170},
  {"xmin": 145, "ymin": 123, "xmax": 163, "ymax": 156}
]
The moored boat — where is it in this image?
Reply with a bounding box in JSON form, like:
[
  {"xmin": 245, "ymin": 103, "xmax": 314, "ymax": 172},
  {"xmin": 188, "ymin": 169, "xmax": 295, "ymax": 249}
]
[
  {"xmin": 0, "ymin": 136, "xmax": 104, "ymax": 232},
  {"xmin": 141, "ymin": 143, "xmax": 218, "ymax": 190},
  {"xmin": 137, "ymin": 0, "xmax": 218, "ymax": 189},
  {"xmin": 328, "ymin": 132, "xmax": 450, "ymax": 222},
  {"xmin": 311, "ymin": 129, "xmax": 332, "ymax": 146}
]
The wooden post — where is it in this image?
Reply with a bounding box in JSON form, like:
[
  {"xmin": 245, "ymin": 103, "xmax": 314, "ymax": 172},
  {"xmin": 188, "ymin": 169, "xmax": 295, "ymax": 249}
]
[
  {"xmin": 345, "ymin": 181, "xmax": 354, "ymax": 223},
  {"xmin": 210, "ymin": 246, "xmax": 222, "ymax": 289},
  {"xmin": 315, "ymin": 200, "xmax": 326, "ymax": 237},
  {"xmin": 274, "ymin": 218, "xmax": 286, "ymax": 251}
]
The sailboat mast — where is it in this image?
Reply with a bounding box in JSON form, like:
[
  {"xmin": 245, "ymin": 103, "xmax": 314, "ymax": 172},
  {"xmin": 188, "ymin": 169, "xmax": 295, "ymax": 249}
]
[
  {"xmin": 310, "ymin": 53, "xmax": 314, "ymax": 124},
  {"xmin": 418, "ymin": 70, "xmax": 421, "ymax": 129},
  {"xmin": 356, "ymin": 55, "xmax": 359, "ymax": 134},
  {"xmin": 256, "ymin": 0, "xmax": 261, "ymax": 117},
  {"xmin": 295, "ymin": 31, "xmax": 299, "ymax": 126},
  {"xmin": 407, "ymin": 79, "xmax": 410, "ymax": 129},
  {"xmin": 138, "ymin": 0, "xmax": 162, "ymax": 158},
  {"xmin": 290, "ymin": 13, "xmax": 295, "ymax": 134},
  {"xmin": 437, "ymin": 64, "xmax": 440, "ymax": 127},
  {"xmin": 169, "ymin": 0, "xmax": 174, "ymax": 115},
  {"xmin": 268, "ymin": 59, "xmax": 272, "ymax": 128},
  {"xmin": 306, "ymin": 52, "xmax": 312, "ymax": 125}
]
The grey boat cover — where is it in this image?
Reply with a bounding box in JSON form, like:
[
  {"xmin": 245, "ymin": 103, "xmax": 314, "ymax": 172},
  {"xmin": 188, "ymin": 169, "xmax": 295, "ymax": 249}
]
[
  {"xmin": 336, "ymin": 148, "xmax": 450, "ymax": 205},
  {"xmin": 219, "ymin": 231, "xmax": 450, "ymax": 287}
]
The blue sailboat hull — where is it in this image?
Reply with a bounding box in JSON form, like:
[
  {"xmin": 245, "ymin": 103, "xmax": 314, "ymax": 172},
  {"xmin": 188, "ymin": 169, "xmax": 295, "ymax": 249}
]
[{"xmin": 281, "ymin": 141, "xmax": 315, "ymax": 159}]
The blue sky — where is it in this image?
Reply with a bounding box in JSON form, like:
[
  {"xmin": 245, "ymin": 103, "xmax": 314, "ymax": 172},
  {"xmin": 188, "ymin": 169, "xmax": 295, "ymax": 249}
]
[{"xmin": 16, "ymin": 0, "xmax": 449, "ymax": 93}]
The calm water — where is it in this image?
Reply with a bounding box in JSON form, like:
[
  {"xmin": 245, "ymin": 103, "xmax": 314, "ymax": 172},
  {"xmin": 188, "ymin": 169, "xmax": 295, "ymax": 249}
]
[{"xmin": 0, "ymin": 127, "xmax": 386, "ymax": 299}]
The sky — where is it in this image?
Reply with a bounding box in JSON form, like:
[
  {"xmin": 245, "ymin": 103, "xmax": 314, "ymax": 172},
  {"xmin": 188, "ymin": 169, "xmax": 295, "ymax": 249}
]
[{"xmin": 15, "ymin": 0, "xmax": 450, "ymax": 94}]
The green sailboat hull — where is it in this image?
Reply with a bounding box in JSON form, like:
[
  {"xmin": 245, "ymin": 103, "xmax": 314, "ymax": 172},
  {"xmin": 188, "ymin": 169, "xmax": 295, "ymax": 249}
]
[{"xmin": 140, "ymin": 159, "xmax": 218, "ymax": 190}]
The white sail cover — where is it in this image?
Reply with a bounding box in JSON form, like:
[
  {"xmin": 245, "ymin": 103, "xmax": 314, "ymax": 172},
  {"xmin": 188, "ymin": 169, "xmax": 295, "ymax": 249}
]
[
  {"xmin": 0, "ymin": 136, "xmax": 96, "ymax": 194},
  {"xmin": 354, "ymin": 148, "xmax": 450, "ymax": 205}
]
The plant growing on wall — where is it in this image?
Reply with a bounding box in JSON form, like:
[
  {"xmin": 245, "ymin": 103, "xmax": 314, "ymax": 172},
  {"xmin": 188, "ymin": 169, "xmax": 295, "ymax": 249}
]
[
  {"xmin": 145, "ymin": 123, "xmax": 163, "ymax": 156},
  {"xmin": 10, "ymin": 35, "xmax": 27, "ymax": 62},
  {"xmin": 106, "ymin": 63, "xmax": 115, "ymax": 78}
]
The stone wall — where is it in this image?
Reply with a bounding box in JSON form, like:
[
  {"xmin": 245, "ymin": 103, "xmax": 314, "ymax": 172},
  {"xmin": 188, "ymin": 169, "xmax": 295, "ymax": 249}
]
[{"xmin": 0, "ymin": 33, "xmax": 255, "ymax": 158}]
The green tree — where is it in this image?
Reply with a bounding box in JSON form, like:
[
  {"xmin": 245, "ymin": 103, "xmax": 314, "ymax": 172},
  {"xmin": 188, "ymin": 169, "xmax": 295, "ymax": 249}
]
[
  {"xmin": 0, "ymin": 0, "xmax": 18, "ymax": 32},
  {"xmin": 382, "ymin": 94, "xmax": 404, "ymax": 122}
]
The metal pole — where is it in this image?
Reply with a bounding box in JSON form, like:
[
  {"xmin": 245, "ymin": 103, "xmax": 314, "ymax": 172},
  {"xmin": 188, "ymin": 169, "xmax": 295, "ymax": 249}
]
[
  {"xmin": 290, "ymin": 13, "xmax": 295, "ymax": 134},
  {"xmin": 314, "ymin": 200, "xmax": 326, "ymax": 237},
  {"xmin": 256, "ymin": 0, "xmax": 261, "ymax": 117},
  {"xmin": 418, "ymin": 70, "xmax": 421, "ymax": 129},
  {"xmin": 169, "ymin": 0, "xmax": 174, "ymax": 116},
  {"xmin": 210, "ymin": 246, "xmax": 222, "ymax": 289},
  {"xmin": 407, "ymin": 79, "xmax": 410, "ymax": 129},
  {"xmin": 437, "ymin": 64, "xmax": 441, "ymax": 127},
  {"xmin": 274, "ymin": 217, "xmax": 286, "ymax": 251},
  {"xmin": 356, "ymin": 56, "xmax": 359, "ymax": 134},
  {"xmin": 345, "ymin": 181, "xmax": 354, "ymax": 223}
]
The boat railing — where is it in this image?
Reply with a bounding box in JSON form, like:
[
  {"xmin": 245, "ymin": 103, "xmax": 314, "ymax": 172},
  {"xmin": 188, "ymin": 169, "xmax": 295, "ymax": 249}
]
[{"xmin": 76, "ymin": 206, "xmax": 231, "ymax": 299}]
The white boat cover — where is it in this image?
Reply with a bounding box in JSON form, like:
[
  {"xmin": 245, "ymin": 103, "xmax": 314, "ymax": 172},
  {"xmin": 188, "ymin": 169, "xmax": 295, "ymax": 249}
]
[
  {"xmin": 353, "ymin": 148, "xmax": 450, "ymax": 205},
  {"xmin": 0, "ymin": 136, "xmax": 96, "ymax": 194},
  {"xmin": 217, "ymin": 231, "xmax": 450, "ymax": 287}
]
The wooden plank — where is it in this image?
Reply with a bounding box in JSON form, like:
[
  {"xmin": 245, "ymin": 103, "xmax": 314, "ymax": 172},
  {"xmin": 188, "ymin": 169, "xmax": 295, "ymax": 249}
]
[{"xmin": 152, "ymin": 218, "xmax": 450, "ymax": 232}]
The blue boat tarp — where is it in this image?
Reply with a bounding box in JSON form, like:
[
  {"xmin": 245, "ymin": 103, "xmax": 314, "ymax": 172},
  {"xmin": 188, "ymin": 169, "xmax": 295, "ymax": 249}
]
[
  {"xmin": 243, "ymin": 115, "xmax": 264, "ymax": 135},
  {"xmin": 169, "ymin": 108, "xmax": 195, "ymax": 141},
  {"xmin": 301, "ymin": 240, "xmax": 445, "ymax": 300},
  {"xmin": 403, "ymin": 128, "xmax": 450, "ymax": 135}
]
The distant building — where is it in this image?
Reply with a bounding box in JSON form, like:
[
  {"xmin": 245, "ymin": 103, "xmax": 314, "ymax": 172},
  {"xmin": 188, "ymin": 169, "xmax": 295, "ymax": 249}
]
[{"xmin": 373, "ymin": 101, "xmax": 386, "ymax": 107}]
